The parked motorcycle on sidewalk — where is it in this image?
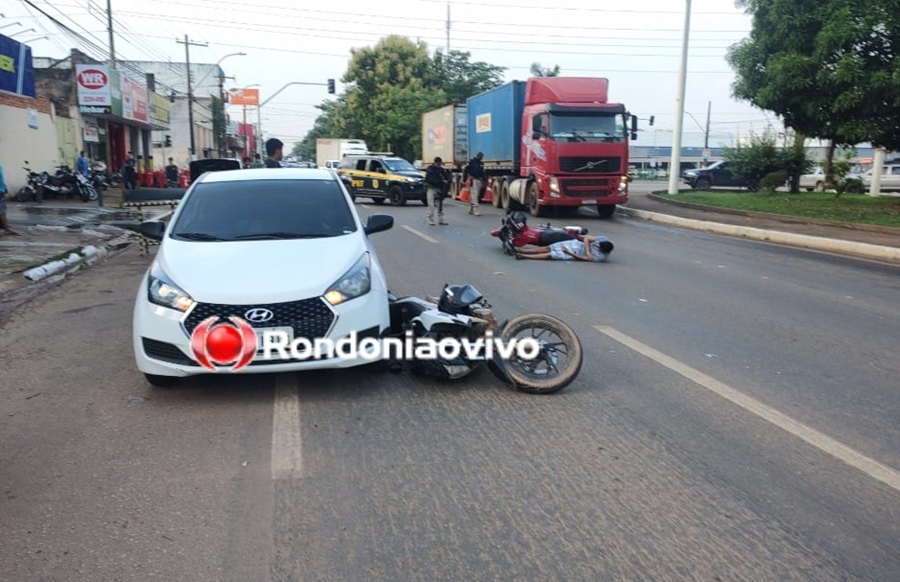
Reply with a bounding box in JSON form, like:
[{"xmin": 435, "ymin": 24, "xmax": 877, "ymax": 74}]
[
  {"xmin": 74, "ymin": 171, "xmax": 99, "ymax": 202},
  {"xmin": 38, "ymin": 166, "xmax": 76, "ymax": 200},
  {"xmin": 14, "ymin": 161, "xmax": 43, "ymax": 202},
  {"xmin": 491, "ymin": 209, "xmax": 589, "ymax": 256},
  {"xmin": 384, "ymin": 283, "xmax": 583, "ymax": 394}
]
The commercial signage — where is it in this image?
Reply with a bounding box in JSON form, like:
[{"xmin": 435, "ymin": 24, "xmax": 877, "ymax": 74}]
[
  {"xmin": 120, "ymin": 74, "xmax": 148, "ymax": 123},
  {"xmin": 76, "ymin": 64, "xmax": 111, "ymax": 110},
  {"xmin": 0, "ymin": 33, "xmax": 36, "ymax": 97},
  {"xmin": 149, "ymin": 91, "xmax": 170, "ymax": 126},
  {"xmin": 83, "ymin": 124, "xmax": 99, "ymax": 142},
  {"xmin": 228, "ymin": 87, "xmax": 259, "ymax": 106}
]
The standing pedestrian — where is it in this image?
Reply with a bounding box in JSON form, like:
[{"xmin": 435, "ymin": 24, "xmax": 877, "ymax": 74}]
[
  {"xmin": 250, "ymin": 153, "xmax": 264, "ymax": 168},
  {"xmin": 424, "ymin": 157, "xmax": 450, "ymax": 226},
  {"xmin": 77, "ymin": 151, "xmax": 90, "ymax": 178},
  {"xmin": 463, "ymin": 151, "xmax": 485, "ymax": 216},
  {"xmin": 123, "ymin": 151, "xmax": 138, "ymax": 190},
  {"xmin": 264, "ymin": 139, "xmax": 283, "ymax": 168},
  {"xmin": 0, "ymin": 159, "xmax": 21, "ymax": 236},
  {"xmin": 165, "ymin": 157, "xmax": 180, "ymax": 187}
]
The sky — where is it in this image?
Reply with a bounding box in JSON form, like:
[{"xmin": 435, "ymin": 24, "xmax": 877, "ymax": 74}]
[{"xmin": 0, "ymin": 0, "xmax": 782, "ymax": 149}]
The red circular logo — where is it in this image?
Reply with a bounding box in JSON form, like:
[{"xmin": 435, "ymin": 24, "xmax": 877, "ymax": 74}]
[
  {"xmin": 78, "ymin": 69, "xmax": 108, "ymax": 90},
  {"xmin": 189, "ymin": 316, "xmax": 257, "ymax": 371}
]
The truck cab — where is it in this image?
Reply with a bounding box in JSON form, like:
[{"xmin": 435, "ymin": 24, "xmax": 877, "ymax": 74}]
[{"xmin": 518, "ymin": 78, "xmax": 636, "ymax": 218}]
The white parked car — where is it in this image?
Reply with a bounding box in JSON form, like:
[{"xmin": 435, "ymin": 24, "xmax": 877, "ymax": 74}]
[
  {"xmin": 132, "ymin": 167, "xmax": 395, "ymax": 387},
  {"xmin": 798, "ymin": 166, "xmax": 864, "ymax": 192}
]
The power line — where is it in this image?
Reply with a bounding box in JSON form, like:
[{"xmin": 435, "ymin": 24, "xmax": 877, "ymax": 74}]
[
  {"xmin": 146, "ymin": 0, "xmax": 748, "ymax": 37},
  {"xmin": 109, "ymin": 11, "xmax": 744, "ymax": 58}
]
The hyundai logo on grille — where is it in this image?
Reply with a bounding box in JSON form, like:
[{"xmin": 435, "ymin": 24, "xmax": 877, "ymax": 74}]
[{"xmin": 244, "ymin": 308, "xmax": 274, "ymax": 323}]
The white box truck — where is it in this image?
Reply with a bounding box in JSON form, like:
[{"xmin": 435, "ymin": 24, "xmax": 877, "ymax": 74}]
[{"xmin": 316, "ymin": 139, "xmax": 368, "ymax": 168}]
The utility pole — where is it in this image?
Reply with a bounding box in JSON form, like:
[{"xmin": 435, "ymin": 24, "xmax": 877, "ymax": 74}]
[
  {"xmin": 106, "ymin": 0, "xmax": 115, "ymax": 67},
  {"xmin": 667, "ymin": 0, "xmax": 692, "ymax": 195},
  {"xmin": 446, "ymin": 0, "xmax": 450, "ymax": 54},
  {"xmin": 704, "ymin": 100, "xmax": 711, "ymax": 150},
  {"xmin": 177, "ymin": 35, "xmax": 208, "ymax": 159}
]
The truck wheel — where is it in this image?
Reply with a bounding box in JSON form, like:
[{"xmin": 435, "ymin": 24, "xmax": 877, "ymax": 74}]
[
  {"xmin": 492, "ymin": 179, "xmax": 502, "ymax": 208},
  {"xmin": 389, "ymin": 186, "xmax": 406, "ymax": 206},
  {"xmin": 696, "ymin": 177, "xmax": 711, "ymax": 190},
  {"xmin": 528, "ymin": 181, "xmax": 546, "ymax": 217},
  {"xmin": 501, "ymin": 180, "xmax": 512, "ymax": 210},
  {"xmin": 597, "ymin": 204, "xmax": 616, "ymax": 219}
]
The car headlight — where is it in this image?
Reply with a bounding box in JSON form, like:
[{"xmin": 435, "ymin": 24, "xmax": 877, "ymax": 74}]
[
  {"xmin": 684, "ymin": 171, "xmax": 697, "ymax": 177},
  {"xmin": 618, "ymin": 175, "xmax": 628, "ymax": 192},
  {"xmin": 324, "ymin": 253, "xmax": 371, "ymax": 306},
  {"xmin": 147, "ymin": 262, "xmax": 194, "ymax": 312},
  {"xmin": 549, "ymin": 177, "xmax": 559, "ymax": 193}
]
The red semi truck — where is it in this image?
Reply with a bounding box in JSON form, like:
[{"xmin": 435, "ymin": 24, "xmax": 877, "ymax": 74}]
[{"xmin": 423, "ymin": 77, "xmax": 638, "ymax": 218}]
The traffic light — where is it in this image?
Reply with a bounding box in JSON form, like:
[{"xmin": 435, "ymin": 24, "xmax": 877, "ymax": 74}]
[
  {"xmin": 164, "ymin": 135, "xmax": 172, "ymax": 147},
  {"xmin": 649, "ymin": 115, "xmax": 655, "ymax": 127},
  {"xmin": 327, "ymin": 78, "xmax": 335, "ymax": 94},
  {"xmin": 169, "ymin": 91, "xmax": 176, "ymax": 103}
]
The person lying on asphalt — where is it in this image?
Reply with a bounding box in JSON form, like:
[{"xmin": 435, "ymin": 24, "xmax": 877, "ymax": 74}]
[{"xmin": 515, "ymin": 235, "xmax": 613, "ymax": 262}]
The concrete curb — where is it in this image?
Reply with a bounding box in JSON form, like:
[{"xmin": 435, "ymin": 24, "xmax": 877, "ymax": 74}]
[
  {"xmin": 617, "ymin": 206, "xmax": 900, "ymax": 263},
  {"xmin": 0, "ymin": 236, "xmax": 136, "ymax": 317},
  {"xmin": 645, "ymin": 192, "xmax": 900, "ymax": 236}
]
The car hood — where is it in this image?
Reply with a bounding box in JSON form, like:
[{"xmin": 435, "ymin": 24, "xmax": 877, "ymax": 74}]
[
  {"xmin": 392, "ymin": 170, "xmax": 425, "ymax": 180},
  {"xmin": 156, "ymin": 233, "xmax": 367, "ymax": 304}
]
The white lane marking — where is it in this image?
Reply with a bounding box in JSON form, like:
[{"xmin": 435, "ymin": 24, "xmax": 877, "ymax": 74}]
[
  {"xmin": 402, "ymin": 224, "xmax": 440, "ymax": 244},
  {"xmin": 594, "ymin": 325, "xmax": 900, "ymax": 493},
  {"xmin": 271, "ymin": 374, "xmax": 302, "ymax": 480}
]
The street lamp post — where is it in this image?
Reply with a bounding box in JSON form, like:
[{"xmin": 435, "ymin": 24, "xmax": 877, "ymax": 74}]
[
  {"xmin": 668, "ymin": 0, "xmax": 692, "ymax": 194},
  {"xmin": 186, "ymin": 52, "xmax": 245, "ymax": 159},
  {"xmin": 256, "ymin": 81, "xmax": 329, "ymax": 159}
]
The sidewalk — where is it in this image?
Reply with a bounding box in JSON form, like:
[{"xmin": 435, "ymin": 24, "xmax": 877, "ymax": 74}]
[{"xmin": 620, "ymin": 184, "xmax": 900, "ymax": 262}]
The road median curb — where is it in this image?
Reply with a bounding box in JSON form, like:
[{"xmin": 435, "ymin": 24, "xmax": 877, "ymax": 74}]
[{"xmin": 617, "ymin": 206, "xmax": 900, "ymax": 263}]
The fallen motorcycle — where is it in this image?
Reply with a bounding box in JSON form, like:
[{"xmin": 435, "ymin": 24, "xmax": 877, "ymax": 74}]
[
  {"xmin": 491, "ymin": 209, "xmax": 589, "ymax": 256},
  {"xmin": 384, "ymin": 283, "xmax": 583, "ymax": 394}
]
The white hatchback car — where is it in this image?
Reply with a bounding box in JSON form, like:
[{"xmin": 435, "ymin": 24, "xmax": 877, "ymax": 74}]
[{"xmin": 132, "ymin": 167, "xmax": 394, "ymax": 387}]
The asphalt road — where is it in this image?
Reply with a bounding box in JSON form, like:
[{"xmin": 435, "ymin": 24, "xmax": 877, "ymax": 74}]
[{"xmin": 2, "ymin": 197, "xmax": 899, "ymax": 581}]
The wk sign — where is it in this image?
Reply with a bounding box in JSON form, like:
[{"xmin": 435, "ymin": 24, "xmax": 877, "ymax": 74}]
[{"xmin": 76, "ymin": 64, "xmax": 111, "ymax": 107}]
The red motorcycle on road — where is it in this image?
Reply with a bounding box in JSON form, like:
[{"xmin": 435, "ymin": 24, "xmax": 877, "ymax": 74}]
[{"xmin": 491, "ymin": 210, "xmax": 589, "ymax": 256}]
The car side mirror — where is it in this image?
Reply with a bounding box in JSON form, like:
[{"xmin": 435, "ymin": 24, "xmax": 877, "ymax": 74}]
[
  {"xmin": 532, "ymin": 117, "xmax": 541, "ymax": 133},
  {"xmin": 631, "ymin": 114, "xmax": 638, "ymax": 140},
  {"xmin": 139, "ymin": 220, "xmax": 166, "ymax": 240},
  {"xmin": 364, "ymin": 214, "xmax": 394, "ymax": 235},
  {"xmin": 532, "ymin": 131, "xmax": 542, "ymax": 140}
]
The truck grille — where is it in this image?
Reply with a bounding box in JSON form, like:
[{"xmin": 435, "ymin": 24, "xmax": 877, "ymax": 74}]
[
  {"xmin": 559, "ymin": 157, "xmax": 622, "ymax": 173},
  {"xmin": 560, "ymin": 178, "xmax": 613, "ymax": 197},
  {"xmin": 183, "ymin": 297, "xmax": 336, "ymax": 341}
]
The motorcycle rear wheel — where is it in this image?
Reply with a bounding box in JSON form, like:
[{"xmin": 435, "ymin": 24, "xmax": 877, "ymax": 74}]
[{"xmin": 498, "ymin": 313, "xmax": 583, "ymax": 394}]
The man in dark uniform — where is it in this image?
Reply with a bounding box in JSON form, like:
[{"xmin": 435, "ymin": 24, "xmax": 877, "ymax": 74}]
[{"xmin": 265, "ymin": 138, "xmax": 284, "ymax": 168}]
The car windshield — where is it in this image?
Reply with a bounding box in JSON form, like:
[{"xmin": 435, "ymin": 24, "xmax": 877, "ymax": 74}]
[
  {"xmin": 170, "ymin": 178, "xmax": 357, "ymax": 241},
  {"xmin": 383, "ymin": 158, "xmax": 417, "ymax": 172},
  {"xmin": 549, "ymin": 113, "xmax": 626, "ymax": 142}
]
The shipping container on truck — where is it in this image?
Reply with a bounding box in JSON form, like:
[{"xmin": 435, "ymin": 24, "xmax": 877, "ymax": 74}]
[
  {"xmin": 449, "ymin": 77, "xmax": 638, "ymax": 218},
  {"xmin": 421, "ymin": 104, "xmax": 468, "ymax": 196}
]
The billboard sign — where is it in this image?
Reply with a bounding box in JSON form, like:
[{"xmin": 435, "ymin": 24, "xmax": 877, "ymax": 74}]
[
  {"xmin": 121, "ymin": 74, "xmax": 148, "ymax": 122},
  {"xmin": 75, "ymin": 64, "xmax": 111, "ymax": 112},
  {"xmin": 0, "ymin": 33, "xmax": 36, "ymax": 97},
  {"xmin": 149, "ymin": 91, "xmax": 170, "ymax": 126},
  {"xmin": 228, "ymin": 87, "xmax": 259, "ymax": 106}
]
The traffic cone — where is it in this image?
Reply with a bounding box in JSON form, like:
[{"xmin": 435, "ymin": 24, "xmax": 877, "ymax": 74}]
[
  {"xmin": 482, "ymin": 181, "xmax": 494, "ymax": 204},
  {"xmin": 459, "ymin": 177, "xmax": 471, "ymax": 203}
]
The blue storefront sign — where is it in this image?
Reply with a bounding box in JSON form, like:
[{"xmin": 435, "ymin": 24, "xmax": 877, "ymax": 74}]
[{"xmin": 0, "ymin": 33, "xmax": 36, "ymax": 98}]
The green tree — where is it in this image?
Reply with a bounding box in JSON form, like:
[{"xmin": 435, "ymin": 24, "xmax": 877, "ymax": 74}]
[
  {"xmin": 432, "ymin": 49, "xmax": 506, "ymax": 103},
  {"xmin": 292, "ymin": 98, "xmax": 348, "ymax": 160},
  {"xmin": 727, "ymin": 0, "xmax": 900, "ymax": 183},
  {"xmin": 298, "ymin": 36, "xmax": 511, "ymax": 162},
  {"xmin": 530, "ymin": 62, "xmax": 561, "ymax": 77}
]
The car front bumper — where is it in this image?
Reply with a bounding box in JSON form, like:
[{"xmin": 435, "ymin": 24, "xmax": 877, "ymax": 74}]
[{"xmin": 133, "ymin": 279, "xmax": 391, "ymax": 378}]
